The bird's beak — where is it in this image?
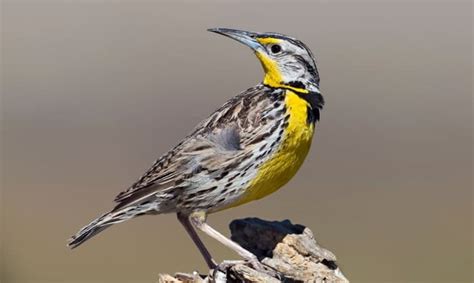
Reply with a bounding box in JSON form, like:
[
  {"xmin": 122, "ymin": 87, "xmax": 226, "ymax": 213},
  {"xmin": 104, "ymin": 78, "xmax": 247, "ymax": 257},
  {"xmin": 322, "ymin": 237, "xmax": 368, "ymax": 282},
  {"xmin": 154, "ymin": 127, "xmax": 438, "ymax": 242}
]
[{"xmin": 208, "ymin": 28, "xmax": 264, "ymax": 52}]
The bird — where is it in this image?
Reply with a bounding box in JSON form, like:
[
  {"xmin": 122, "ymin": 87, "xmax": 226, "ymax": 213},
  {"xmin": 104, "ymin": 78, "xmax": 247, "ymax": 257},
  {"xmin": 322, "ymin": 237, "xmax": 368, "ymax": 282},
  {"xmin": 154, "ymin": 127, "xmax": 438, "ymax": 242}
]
[{"xmin": 68, "ymin": 28, "xmax": 324, "ymax": 271}]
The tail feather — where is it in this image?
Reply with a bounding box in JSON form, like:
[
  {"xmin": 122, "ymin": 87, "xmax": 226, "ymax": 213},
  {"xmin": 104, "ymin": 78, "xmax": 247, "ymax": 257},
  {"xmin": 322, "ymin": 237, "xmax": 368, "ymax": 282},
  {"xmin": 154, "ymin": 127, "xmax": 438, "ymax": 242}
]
[
  {"xmin": 68, "ymin": 204, "xmax": 158, "ymax": 249},
  {"xmin": 67, "ymin": 203, "xmax": 163, "ymax": 249},
  {"xmin": 68, "ymin": 212, "xmax": 114, "ymax": 249}
]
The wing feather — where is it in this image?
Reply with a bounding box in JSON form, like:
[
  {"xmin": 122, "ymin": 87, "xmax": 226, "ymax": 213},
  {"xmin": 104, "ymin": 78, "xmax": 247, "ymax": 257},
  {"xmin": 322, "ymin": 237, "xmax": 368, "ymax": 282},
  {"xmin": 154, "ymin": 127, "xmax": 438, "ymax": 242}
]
[{"xmin": 113, "ymin": 84, "xmax": 282, "ymax": 209}]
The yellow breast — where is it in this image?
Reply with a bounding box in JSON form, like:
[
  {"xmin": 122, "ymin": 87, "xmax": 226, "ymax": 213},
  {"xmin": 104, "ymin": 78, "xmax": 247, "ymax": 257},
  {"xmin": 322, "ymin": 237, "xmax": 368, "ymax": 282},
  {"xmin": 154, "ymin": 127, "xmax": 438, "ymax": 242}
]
[{"xmin": 231, "ymin": 90, "xmax": 315, "ymax": 207}]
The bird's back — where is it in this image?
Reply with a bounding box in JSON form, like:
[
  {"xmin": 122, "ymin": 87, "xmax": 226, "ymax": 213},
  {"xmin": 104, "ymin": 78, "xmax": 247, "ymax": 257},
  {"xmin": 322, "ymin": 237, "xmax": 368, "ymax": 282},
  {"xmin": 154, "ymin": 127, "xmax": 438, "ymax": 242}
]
[
  {"xmin": 113, "ymin": 84, "xmax": 315, "ymax": 214},
  {"xmin": 68, "ymin": 28, "xmax": 325, "ymax": 252}
]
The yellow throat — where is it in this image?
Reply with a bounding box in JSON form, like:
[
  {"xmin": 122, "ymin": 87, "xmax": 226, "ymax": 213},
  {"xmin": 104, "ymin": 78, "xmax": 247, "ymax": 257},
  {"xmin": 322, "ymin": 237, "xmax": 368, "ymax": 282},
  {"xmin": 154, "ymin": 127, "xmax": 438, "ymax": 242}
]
[
  {"xmin": 255, "ymin": 37, "xmax": 309, "ymax": 94},
  {"xmin": 229, "ymin": 89, "xmax": 315, "ymax": 208},
  {"xmin": 218, "ymin": 38, "xmax": 317, "ymax": 210}
]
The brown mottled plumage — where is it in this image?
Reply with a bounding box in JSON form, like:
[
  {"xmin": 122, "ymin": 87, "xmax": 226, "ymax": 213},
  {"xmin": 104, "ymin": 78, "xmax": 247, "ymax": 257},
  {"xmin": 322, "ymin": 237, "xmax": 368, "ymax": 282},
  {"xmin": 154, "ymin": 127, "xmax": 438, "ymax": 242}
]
[
  {"xmin": 113, "ymin": 85, "xmax": 286, "ymax": 212},
  {"xmin": 68, "ymin": 28, "xmax": 323, "ymax": 272}
]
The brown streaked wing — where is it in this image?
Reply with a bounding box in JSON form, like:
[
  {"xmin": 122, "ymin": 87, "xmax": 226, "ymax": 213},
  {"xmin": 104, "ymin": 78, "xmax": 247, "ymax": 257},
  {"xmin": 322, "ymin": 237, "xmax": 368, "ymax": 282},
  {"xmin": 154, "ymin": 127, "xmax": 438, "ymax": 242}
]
[{"xmin": 112, "ymin": 84, "xmax": 280, "ymax": 208}]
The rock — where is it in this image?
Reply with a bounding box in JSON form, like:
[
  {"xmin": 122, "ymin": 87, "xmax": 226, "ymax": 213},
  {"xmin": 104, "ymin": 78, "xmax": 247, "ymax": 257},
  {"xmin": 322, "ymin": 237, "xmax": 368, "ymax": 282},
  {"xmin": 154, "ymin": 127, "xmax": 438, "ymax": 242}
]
[{"xmin": 158, "ymin": 218, "xmax": 348, "ymax": 283}]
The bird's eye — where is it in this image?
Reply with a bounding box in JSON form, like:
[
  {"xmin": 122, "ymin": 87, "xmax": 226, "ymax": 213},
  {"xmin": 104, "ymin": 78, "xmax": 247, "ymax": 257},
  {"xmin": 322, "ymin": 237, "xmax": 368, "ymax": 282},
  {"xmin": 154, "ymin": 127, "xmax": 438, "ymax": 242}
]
[{"xmin": 270, "ymin": 44, "xmax": 282, "ymax": 54}]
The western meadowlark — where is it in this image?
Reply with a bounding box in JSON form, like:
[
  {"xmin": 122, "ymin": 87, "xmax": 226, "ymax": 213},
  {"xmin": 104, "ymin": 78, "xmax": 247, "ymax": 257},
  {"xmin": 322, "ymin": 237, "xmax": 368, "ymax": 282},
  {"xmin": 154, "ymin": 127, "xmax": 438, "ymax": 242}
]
[{"xmin": 68, "ymin": 28, "xmax": 324, "ymax": 271}]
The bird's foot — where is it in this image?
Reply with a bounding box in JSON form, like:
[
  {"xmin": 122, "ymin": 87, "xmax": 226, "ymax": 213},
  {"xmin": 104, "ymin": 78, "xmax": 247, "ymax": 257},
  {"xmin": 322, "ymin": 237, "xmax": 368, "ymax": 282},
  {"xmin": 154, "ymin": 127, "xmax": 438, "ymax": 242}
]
[
  {"xmin": 247, "ymin": 258, "xmax": 280, "ymax": 278},
  {"xmin": 216, "ymin": 259, "xmax": 247, "ymax": 271},
  {"xmin": 211, "ymin": 260, "xmax": 244, "ymax": 280},
  {"xmin": 213, "ymin": 258, "xmax": 280, "ymax": 279}
]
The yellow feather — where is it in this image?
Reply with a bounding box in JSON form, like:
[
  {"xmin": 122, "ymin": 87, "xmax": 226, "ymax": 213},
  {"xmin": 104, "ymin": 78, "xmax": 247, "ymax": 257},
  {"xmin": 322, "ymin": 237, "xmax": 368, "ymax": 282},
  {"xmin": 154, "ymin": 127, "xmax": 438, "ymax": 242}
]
[
  {"xmin": 256, "ymin": 37, "xmax": 282, "ymax": 45},
  {"xmin": 226, "ymin": 90, "xmax": 314, "ymax": 208},
  {"xmin": 256, "ymin": 51, "xmax": 283, "ymax": 88},
  {"xmin": 255, "ymin": 48, "xmax": 309, "ymax": 94}
]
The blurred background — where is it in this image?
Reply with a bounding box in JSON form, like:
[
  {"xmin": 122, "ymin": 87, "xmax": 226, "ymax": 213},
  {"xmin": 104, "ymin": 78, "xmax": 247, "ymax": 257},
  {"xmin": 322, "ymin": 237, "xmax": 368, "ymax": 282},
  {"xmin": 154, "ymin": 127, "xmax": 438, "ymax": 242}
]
[{"xmin": 1, "ymin": 1, "xmax": 472, "ymax": 282}]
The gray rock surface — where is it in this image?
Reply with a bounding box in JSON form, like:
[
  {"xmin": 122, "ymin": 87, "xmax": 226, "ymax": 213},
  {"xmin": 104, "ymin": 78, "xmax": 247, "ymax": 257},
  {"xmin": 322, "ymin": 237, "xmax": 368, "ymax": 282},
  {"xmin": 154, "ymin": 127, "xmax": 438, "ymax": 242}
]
[{"xmin": 158, "ymin": 218, "xmax": 348, "ymax": 283}]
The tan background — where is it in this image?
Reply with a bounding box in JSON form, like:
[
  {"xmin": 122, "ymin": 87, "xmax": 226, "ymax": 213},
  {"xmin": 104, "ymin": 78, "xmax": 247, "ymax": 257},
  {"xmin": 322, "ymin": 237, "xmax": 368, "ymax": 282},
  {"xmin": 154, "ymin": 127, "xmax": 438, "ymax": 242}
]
[{"xmin": 1, "ymin": 1, "xmax": 472, "ymax": 282}]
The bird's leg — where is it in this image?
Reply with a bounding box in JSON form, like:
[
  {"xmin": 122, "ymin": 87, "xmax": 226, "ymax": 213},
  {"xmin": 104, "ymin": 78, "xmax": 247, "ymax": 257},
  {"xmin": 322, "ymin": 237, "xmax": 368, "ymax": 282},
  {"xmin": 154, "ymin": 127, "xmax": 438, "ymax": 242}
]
[
  {"xmin": 189, "ymin": 211, "xmax": 266, "ymax": 272},
  {"xmin": 177, "ymin": 212, "xmax": 217, "ymax": 269}
]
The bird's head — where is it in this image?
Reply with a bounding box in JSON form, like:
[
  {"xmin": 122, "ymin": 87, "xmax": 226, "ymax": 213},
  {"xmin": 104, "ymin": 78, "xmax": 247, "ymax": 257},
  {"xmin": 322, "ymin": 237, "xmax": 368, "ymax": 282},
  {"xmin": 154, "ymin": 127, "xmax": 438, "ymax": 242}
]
[{"xmin": 209, "ymin": 28, "xmax": 320, "ymax": 94}]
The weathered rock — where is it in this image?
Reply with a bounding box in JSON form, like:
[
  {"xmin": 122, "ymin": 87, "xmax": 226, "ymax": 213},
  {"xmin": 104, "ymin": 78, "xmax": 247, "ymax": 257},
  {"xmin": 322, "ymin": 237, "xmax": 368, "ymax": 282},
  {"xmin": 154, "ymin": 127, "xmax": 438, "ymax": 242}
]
[{"xmin": 158, "ymin": 218, "xmax": 348, "ymax": 283}]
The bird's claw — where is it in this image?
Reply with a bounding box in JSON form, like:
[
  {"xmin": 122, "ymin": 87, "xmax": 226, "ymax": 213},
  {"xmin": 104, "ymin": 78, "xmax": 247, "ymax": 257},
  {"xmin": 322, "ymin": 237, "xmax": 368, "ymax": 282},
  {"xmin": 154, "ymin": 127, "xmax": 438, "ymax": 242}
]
[
  {"xmin": 216, "ymin": 259, "xmax": 247, "ymax": 272},
  {"xmin": 248, "ymin": 258, "xmax": 280, "ymax": 278},
  {"xmin": 212, "ymin": 258, "xmax": 281, "ymax": 279},
  {"xmin": 211, "ymin": 260, "xmax": 243, "ymax": 280}
]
